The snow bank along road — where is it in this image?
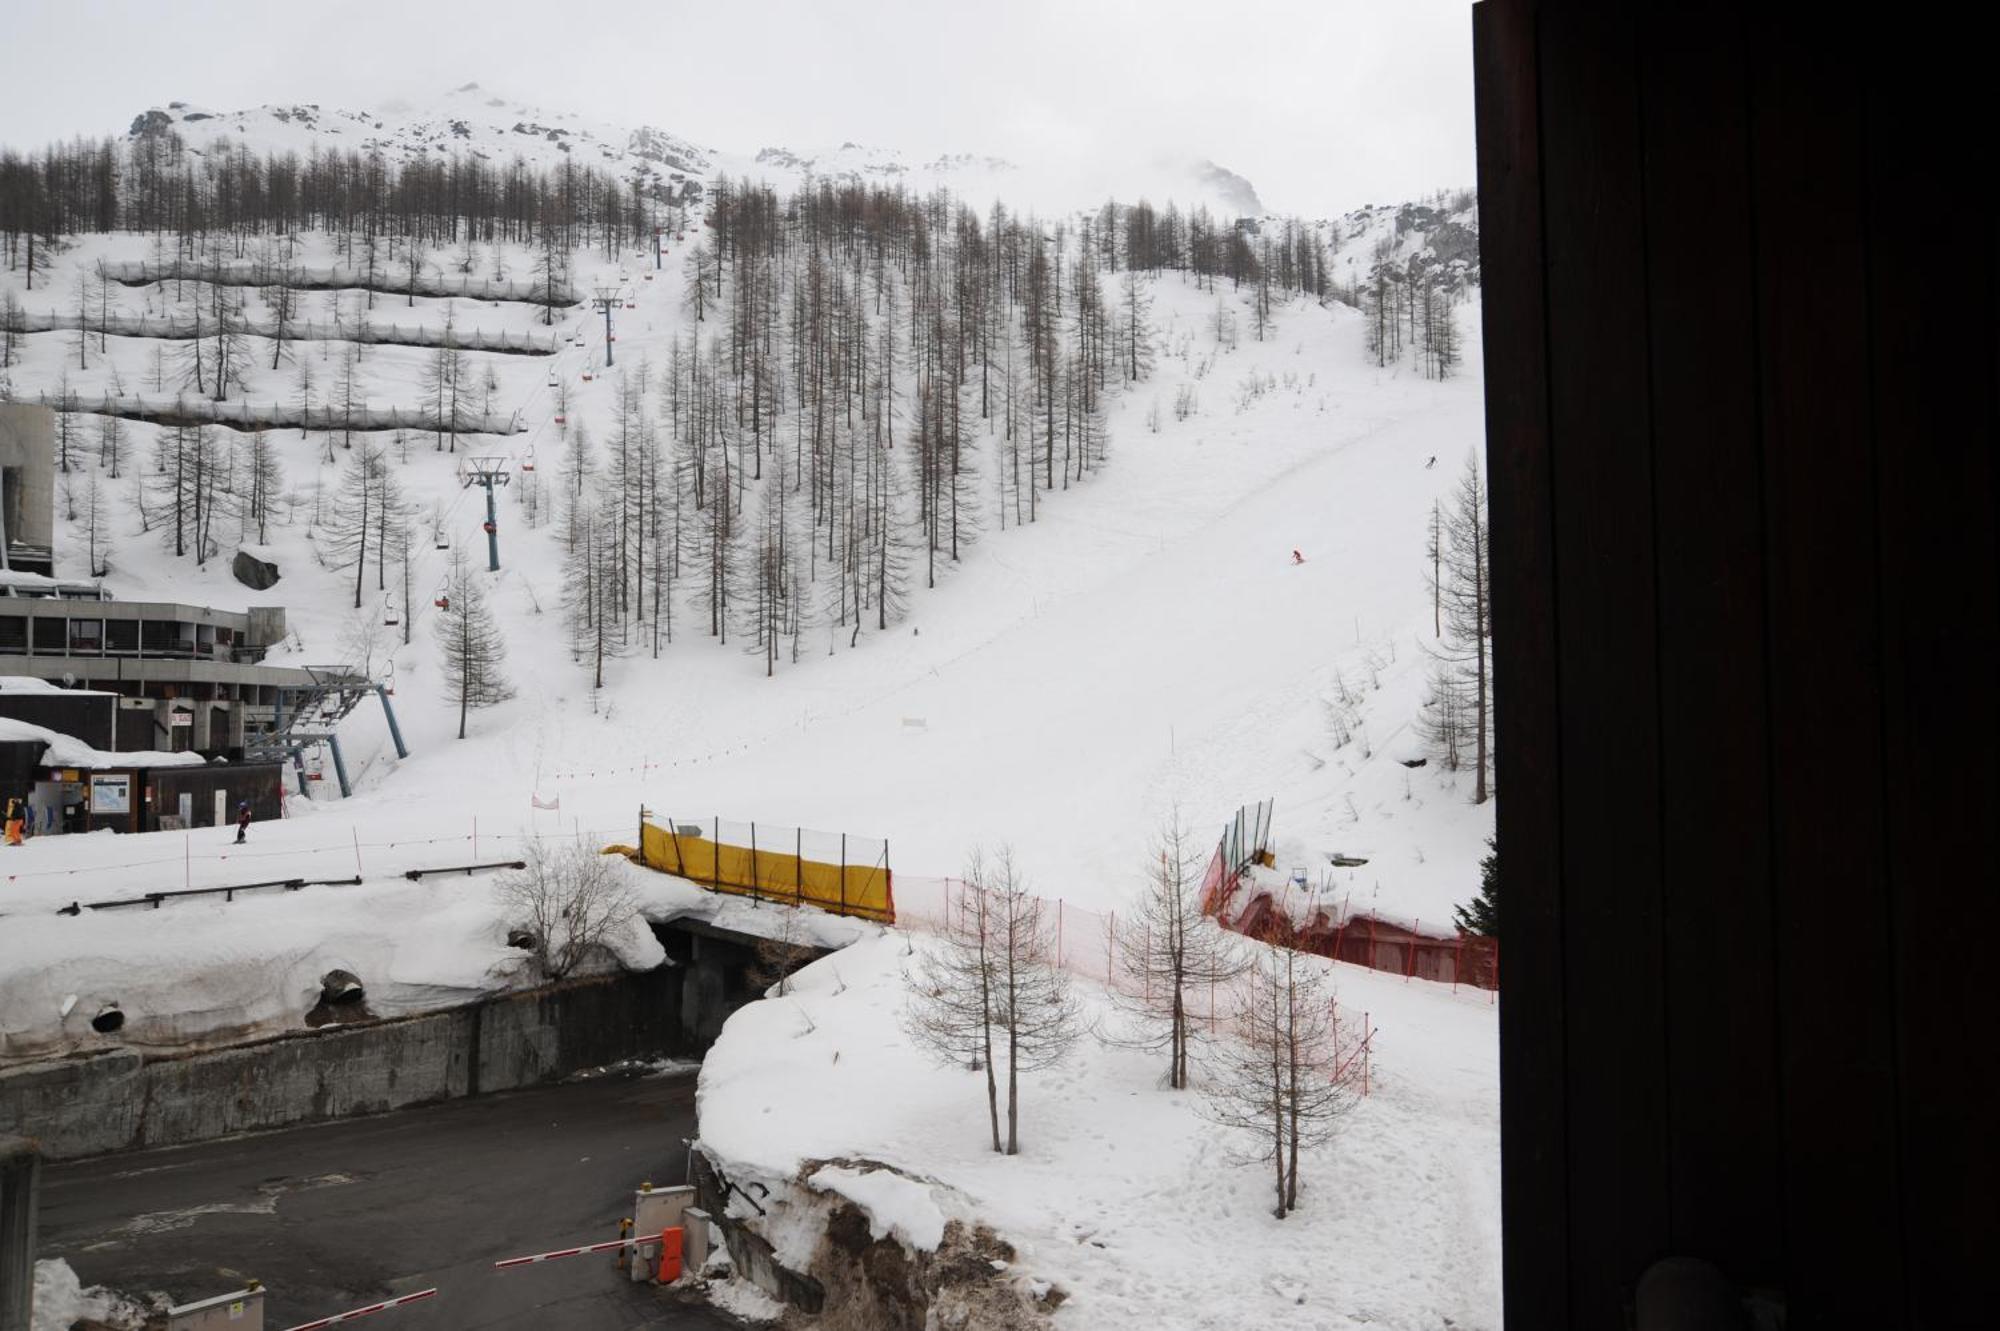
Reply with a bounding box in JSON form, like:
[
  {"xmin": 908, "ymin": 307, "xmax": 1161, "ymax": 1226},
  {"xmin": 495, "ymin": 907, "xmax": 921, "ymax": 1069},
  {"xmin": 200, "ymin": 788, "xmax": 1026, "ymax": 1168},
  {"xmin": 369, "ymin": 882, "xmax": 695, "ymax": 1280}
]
[{"xmin": 38, "ymin": 1070, "xmax": 743, "ymax": 1330}]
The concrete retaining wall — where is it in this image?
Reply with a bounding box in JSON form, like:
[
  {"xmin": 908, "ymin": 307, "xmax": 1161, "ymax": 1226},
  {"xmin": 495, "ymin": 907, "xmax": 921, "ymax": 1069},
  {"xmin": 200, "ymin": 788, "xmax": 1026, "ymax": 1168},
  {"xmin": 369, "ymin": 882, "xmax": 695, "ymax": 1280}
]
[{"xmin": 0, "ymin": 966, "xmax": 686, "ymax": 1161}]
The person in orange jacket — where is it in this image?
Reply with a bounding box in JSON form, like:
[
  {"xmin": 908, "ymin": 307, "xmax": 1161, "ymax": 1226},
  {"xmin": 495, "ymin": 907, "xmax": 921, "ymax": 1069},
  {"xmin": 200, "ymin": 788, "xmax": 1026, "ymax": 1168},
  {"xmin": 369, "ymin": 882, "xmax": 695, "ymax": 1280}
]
[{"xmin": 4, "ymin": 798, "xmax": 25, "ymax": 847}]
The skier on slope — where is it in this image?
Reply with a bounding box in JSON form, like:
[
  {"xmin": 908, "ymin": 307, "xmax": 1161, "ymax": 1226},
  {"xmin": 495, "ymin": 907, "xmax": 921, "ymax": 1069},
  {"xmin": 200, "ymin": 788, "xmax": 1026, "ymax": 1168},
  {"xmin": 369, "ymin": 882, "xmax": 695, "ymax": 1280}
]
[
  {"xmin": 4, "ymin": 797, "xmax": 23, "ymax": 847},
  {"xmin": 1292, "ymin": 549, "xmax": 1305, "ymax": 565},
  {"xmin": 235, "ymin": 801, "xmax": 253, "ymax": 845}
]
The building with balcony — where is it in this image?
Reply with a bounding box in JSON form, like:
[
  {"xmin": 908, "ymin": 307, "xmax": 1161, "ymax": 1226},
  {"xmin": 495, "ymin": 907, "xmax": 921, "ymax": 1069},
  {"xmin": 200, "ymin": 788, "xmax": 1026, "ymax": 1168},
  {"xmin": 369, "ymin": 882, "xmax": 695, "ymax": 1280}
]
[{"xmin": 0, "ymin": 404, "xmax": 405, "ymax": 790}]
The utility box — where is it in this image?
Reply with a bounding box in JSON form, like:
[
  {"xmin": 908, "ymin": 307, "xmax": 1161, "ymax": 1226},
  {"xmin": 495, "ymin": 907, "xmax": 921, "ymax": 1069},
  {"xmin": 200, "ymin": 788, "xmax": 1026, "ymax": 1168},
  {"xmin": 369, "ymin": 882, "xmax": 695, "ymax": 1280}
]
[
  {"xmin": 631, "ymin": 1183, "xmax": 696, "ymax": 1283},
  {"xmin": 165, "ymin": 1286, "xmax": 263, "ymax": 1330},
  {"xmin": 680, "ymin": 1206, "xmax": 713, "ymax": 1273}
]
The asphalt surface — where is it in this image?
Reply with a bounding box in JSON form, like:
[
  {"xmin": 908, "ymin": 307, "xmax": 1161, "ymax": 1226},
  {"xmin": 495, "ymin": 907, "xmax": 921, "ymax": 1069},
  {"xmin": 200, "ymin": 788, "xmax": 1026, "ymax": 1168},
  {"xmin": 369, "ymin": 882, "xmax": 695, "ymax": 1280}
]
[{"xmin": 39, "ymin": 1069, "xmax": 746, "ymax": 1329}]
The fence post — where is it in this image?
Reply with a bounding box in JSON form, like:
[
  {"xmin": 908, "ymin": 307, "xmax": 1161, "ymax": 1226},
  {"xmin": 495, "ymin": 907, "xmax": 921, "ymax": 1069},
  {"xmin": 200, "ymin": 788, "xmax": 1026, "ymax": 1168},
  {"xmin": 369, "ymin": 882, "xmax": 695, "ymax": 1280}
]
[
  {"xmin": 713, "ymin": 817, "xmax": 720, "ymax": 890},
  {"xmin": 1363, "ymin": 1012, "xmax": 1371, "ymax": 1096},
  {"xmin": 665, "ymin": 814, "xmax": 687, "ymax": 876},
  {"xmin": 839, "ymin": 833, "xmax": 847, "ymax": 915},
  {"xmin": 749, "ymin": 821, "xmax": 760, "ymax": 904},
  {"xmin": 1330, "ymin": 1000, "xmax": 1338, "ymax": 1083},
  {"xmin": 1406, "ymin": 919, "xmax": 1418, "ymax": 983},
  {"xmin": 796, "ymin": 827, "xmax": 804, "ymax": 906}
]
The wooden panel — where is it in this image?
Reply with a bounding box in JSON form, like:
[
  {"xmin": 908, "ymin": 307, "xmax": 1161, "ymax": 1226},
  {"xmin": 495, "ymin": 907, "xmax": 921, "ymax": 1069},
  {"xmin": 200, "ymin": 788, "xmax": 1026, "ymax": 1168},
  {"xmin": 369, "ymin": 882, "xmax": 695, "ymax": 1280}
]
[
  {"xmin": 1472, "ymin": 1, "xmax": 1568, "ymax": 1321},
  {"xmin": 1863, "ymin": 67, "xmax": 1999, "ymax": 1329},
  {"xmin": 1536, "ymin": 7, "xmax": 1670, "ymax": 1323},
  {"xmin": 1635, "ymin": 8, "xmax": 1784, "ymax": 1284},
  {"xmin": 1484, "ymin": 5, "xmax": 1997, "ymax": 1323},
  {"xmin": 1745, "ymin": 17, "xmax": 1905, "ymax": 1322}
]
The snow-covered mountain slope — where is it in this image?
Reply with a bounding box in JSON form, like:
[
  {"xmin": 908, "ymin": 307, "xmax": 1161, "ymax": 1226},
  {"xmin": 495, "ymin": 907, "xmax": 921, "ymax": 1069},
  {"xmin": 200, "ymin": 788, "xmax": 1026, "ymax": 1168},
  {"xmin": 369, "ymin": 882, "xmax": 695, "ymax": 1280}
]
[
  {"xmin": 0, "ymin": 212, "xmax": 1488, "ymax": 1048},
  {"xmin": 131, "ymin": 82, "xmax": 711, "ymax": 178},
  {"xmin": 123, "ymin": 86, "xmax": 1271, "ymax": 220}
]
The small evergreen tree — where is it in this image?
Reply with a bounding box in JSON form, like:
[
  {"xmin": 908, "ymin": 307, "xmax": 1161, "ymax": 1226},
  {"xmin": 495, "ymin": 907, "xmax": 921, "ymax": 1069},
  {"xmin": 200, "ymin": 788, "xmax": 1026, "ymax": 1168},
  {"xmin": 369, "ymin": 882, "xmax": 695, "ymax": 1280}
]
[{"xmin": 1455, "ymin": 835, "xmax": 1499, "ymax": 936}]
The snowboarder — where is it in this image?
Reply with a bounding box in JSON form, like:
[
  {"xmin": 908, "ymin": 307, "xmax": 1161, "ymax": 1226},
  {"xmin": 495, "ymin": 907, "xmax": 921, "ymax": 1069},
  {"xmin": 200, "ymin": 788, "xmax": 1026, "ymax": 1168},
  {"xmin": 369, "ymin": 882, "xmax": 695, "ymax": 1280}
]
[
  {"xmin": 235, "ymin": 801, "xmax": 252, "ymax": 845},
  {"xmin": 1424, "ymin": 455, "xmax": 1437, "ymax": 468},
  {"xmin": 3, "ymin": 798, "xmax": 23, "ymax": 847},
  {"xmin": 1292, "ymin": 549, "xmax": 1305, "ymax": 565}
]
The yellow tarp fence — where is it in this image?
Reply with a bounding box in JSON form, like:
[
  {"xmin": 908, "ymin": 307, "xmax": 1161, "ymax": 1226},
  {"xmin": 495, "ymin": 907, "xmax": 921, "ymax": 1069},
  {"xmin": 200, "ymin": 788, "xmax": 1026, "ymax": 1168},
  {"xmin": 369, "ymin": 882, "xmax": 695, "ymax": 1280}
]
[{"xmin": 632, "ymin": 819, "xmax": 895, "ymax": 924}]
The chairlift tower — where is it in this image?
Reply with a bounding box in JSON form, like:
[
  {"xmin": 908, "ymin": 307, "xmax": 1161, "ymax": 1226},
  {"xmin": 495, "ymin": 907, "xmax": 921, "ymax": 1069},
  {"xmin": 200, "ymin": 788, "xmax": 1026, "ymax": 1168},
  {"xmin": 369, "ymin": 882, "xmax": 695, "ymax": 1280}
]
[
  {"xmin": 591, "ymin": 285, "xmax": 623, "ymax": 367},
  {"xmin": 461, "ymin": 457, "xmax": 512, "ymax": 572}
]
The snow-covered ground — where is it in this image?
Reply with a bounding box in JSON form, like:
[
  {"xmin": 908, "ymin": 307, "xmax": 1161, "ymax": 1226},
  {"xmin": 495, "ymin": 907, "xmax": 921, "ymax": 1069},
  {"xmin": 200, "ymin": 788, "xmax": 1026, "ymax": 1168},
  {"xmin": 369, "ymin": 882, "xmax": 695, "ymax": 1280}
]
[
  {"xmin": 0, "ymin": 833, "xmax": 871, "ymax": 1059},
  {"xmin": 698, "ymin": 932, "xmax": 1500, "ymax": 1330},
  {"xmin": 30, "ymin": 1258, "xmax": 145, "ymax": 1331}
]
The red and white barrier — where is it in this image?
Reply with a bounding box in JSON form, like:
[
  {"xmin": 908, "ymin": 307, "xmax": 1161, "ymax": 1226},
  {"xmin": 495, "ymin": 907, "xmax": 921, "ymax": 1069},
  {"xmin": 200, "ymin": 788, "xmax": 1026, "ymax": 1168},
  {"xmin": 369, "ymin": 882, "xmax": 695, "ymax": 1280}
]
[
  {"xmin": 493, "ymin": 1233, "xmax": 659, "ymax": 1269},
  {"xmin": 279, "ymin": 1288, "xmax": 437, "ymax": 1331}
]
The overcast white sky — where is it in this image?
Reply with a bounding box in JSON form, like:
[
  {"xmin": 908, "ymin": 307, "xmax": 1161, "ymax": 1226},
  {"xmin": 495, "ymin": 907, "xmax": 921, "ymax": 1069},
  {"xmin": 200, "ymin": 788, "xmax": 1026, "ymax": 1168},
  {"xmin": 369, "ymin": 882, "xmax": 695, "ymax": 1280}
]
[{"xmin": 0, "ymin": 0, "xmax": 1475, "ymax": 218}]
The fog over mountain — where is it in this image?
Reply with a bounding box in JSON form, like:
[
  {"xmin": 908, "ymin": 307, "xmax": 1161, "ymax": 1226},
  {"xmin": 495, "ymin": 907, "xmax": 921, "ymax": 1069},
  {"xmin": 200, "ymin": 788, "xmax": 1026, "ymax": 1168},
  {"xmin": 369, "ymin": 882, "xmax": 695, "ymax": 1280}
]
[{"xmin": 0, "ymin": 0, "xmax": 1476, "ymax": 219}]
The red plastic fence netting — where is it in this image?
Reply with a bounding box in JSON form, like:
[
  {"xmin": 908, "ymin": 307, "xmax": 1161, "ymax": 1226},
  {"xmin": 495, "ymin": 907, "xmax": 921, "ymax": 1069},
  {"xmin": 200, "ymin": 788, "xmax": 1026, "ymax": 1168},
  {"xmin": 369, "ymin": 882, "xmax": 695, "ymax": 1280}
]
[{"xmin": 895, "ymin": 872, "xmax": 1375, "ymax": 1091}]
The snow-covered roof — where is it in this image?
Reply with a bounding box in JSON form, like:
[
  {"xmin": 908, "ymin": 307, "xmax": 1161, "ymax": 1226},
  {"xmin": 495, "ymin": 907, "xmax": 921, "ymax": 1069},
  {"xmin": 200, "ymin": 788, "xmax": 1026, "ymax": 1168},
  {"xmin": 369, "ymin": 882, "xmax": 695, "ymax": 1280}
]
[
  {"xmin": 0, "ymin": 716, "xmax": 206, "ymax": 769},
  {"xmin": 0, "ymin": 676, "xmax": 115, "ymax": 697}
]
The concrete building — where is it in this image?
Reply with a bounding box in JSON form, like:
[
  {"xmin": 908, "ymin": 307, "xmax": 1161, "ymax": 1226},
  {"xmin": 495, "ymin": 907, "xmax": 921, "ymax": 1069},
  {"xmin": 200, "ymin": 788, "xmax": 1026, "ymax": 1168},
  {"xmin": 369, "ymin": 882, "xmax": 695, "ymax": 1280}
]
[
  {"xmin": 0, "ymin": 602, "xmax": 294, "ymax": 755},
  {"xmin": 0, "ymin": 405, "xmax": 406, "ymax": 791},
  {"xmin": 0, "ymin": 404, "xmax": 55, "ymax": 577}
]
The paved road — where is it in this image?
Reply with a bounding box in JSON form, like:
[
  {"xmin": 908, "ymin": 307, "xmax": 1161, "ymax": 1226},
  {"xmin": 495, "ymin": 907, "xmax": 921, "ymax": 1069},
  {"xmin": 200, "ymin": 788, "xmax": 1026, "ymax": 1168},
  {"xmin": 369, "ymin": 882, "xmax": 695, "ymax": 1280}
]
[{"xmin": 39, "ymin": 1069, "xmax": 744, "ymax": 1329}]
